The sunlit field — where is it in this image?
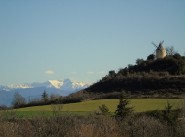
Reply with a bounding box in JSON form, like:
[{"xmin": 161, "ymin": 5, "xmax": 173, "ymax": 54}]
[{"xmin": 15, "ymin": 99, "xmax": 183, "ymax": 117}]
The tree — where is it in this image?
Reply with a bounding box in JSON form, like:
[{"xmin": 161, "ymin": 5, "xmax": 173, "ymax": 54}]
[
  {"xmin": 0, "ymin": 105, "xmax": 8, "ymax": 110},
  {"xmin": 147, "ymin": 54, "xmax": 155, "ymax": 61},
  {"xmin": 99, "ymin": 104, "xmax": 110, "ymax": 115},
  {"xmin": 136, "ymin": 58, "xmax": 144, "ymax": 65},
  {"xmin": 115, "ymin": 94, "xmax": 133, "ymax": 119},
  {"xmin": 166, "ymin": 46, "xmax": 176, "ymax": 56},
  {"xmin": 50, "ymin": 94, "xmax": 59, "ymax": 101},
  {"xmin": 12, "ymin": 92, "xmax": 26, "ymax": 108},
  {"xmin": 163, "ymin": 101, "xmax": 179, "ymax": 126},
  {"xmin": 173, "ymin": 53, "xmax": 181, "ymax": 59},
  {"xmin": 42, "ymin": 90, "xmax": 49, "ymax": 102},
  {"xmin": 181, "ymin": 98, "xmax": 185, "ymax": 120},
  {"xmin": 109, "ymin": 70, "xmax": 116, "ymax": 77}
]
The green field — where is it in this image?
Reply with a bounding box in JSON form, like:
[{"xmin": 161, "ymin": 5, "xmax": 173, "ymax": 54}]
[{"xmin": 15, "ymin": 99, "xmax": 183, "ymax": 117}]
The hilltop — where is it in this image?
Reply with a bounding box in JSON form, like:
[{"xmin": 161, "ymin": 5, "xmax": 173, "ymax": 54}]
[{"xmin": 82, "ymin": 53, "xmax": 185, "ymax": 98}]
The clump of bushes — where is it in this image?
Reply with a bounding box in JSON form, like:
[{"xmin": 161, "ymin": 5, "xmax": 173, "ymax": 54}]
[{"xmin": 0, "ymin": 112, "xmax": 185, "ymax": 137}]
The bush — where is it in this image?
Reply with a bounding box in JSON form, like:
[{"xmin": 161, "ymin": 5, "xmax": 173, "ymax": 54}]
[
  {"xmin": 98, "ymin": 104, "xmax": 110, "ymax": 115},
  {"xmin": 118, "ymin": 115, "xmax": 168, "ymax": 137},
  {"xmin": 0, "ymin": 112, "xmax": 184, "ymax": 137},
  {"xmin": 115, "ymin": 95, "xmax": 133, "ymax": 119}
]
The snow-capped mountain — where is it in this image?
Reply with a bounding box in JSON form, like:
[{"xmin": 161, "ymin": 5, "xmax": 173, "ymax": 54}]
[
  {"xmin": 2, "ymin": 84, "xmax": 32, "ymax": 91},
  {"xmin": 1, "ymin": 79, "xmax": 89, "ymax": 91},
  {"xmin": 0, "ymin": 79, "xmax": 89, "ymax": 106}
]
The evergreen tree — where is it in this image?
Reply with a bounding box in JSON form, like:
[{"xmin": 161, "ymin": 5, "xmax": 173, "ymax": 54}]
[
  {"xmin": 115, "ymin": 94, "xmax": 133, "ymax": 119},
  {"xmin": 163, "ymin": 101, "xmax": 179, "ymax": 126},
  {"xmin": 147, "ymin": 54, "xmax": 155, "ymax": 61},
  {"xmin": 109, "ymin": 70, "xmax": 116, "ymax": 77},
  {"xmin": 136, "ymin": 58, "xmax": 144, "ymax": 65},
  {"xmin": 42, "ymin": 90, "xmax": 49, "ymax": 102}
]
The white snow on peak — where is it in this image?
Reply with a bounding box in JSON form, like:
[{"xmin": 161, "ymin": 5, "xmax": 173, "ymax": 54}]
[
  {"xmin": 7, "ymin": 83, "xmax": 32, "ymax": 89},
  {"xmin": 0, "ymin": 79, "xmax": 90, "ymax": 91},
  {"xmin": 48, "ymin": 79, "xmax": 89, "ymax": 90},
  {"xmin": 48, "ymin": 80, "xmax": 64, "ymax": 89},
  {"xmin": 0, "ymin": 79, "xmax": 90, "ymax": 106}
]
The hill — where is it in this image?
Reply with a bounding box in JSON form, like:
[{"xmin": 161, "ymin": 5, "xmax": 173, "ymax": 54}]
[{"xmin": 83, "ymin": 54, "xmax": 185, "ymax": 98}]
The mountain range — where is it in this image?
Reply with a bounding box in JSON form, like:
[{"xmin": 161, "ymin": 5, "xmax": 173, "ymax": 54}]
[{"xmin": 0, "ymin": 79, "xmax": 89, "ymax": 106}]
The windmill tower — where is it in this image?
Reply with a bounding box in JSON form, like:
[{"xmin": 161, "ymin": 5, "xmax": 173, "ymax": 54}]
[{"xmin": 152, "ymin": 41, "xmax": 166, "ymax": 59}]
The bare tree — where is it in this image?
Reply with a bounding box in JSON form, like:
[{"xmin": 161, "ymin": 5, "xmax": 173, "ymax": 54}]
[
  {"xmin": 166, "ymin": 46, "xmax": 176, "ymax": 56},
  {"xmin": 12, "ymin": 92, "xmax": 26, "ymax": 108}
]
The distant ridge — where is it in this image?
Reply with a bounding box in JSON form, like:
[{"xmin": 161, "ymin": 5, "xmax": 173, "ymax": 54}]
[{"xmin": 0, "ymin": 79, "xmax": 90, "ymax": 106}]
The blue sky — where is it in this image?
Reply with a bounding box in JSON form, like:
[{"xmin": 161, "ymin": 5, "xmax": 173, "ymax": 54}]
[{"xmin": 0, "ymin": 0, "xmax": 185, "ymax": 85}]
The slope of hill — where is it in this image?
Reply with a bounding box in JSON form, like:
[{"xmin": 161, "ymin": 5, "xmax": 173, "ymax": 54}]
[{"xmin": 84, "ymin": 54, "xmax": 185, "ymax": 98}]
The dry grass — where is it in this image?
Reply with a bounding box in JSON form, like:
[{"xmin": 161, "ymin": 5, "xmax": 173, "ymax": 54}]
[
  {"xmin": 1, "ymin": 101, "xmax": 185, "ymax": 137},
  {"xmin": 0, "ymin": 112, "xmax": 185, "ymax": 137}
]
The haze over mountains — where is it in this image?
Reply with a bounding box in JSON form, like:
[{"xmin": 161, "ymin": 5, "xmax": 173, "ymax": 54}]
[{"xmin": 0, "ymin": 79, "xmax": 89, "ymax": 106}]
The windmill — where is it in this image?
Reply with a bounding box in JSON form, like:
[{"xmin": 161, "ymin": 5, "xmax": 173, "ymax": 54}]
[{"xmin": 152, "ymin": 41, "xmax": 166, "ymax": 59}]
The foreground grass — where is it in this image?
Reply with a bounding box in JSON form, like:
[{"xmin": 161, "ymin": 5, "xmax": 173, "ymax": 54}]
[
  {"xmin": 15, "ymin": 99, "xmax": 183, "ymax": 117},
  {"xmin": 1, "ymin": 99, "xmax": 184, "ymax": 137},
  {"xmin": 2, "ymin": 114, "xmax": 184, "ymax": 137}
]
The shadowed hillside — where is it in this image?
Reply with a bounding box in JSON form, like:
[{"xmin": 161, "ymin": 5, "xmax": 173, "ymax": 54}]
[{"xmin": 84, "ymin": 53, "xmax": 185, "ymax": 97}]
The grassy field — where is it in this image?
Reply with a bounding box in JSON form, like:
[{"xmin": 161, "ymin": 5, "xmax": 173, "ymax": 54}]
[
  {"xmin": 1, "ymin": 98, "xmax": 184, "ymax": 136},
  {"xmin": 14, "ymin": 99, "xmax": 183, "ymax": 117}
]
